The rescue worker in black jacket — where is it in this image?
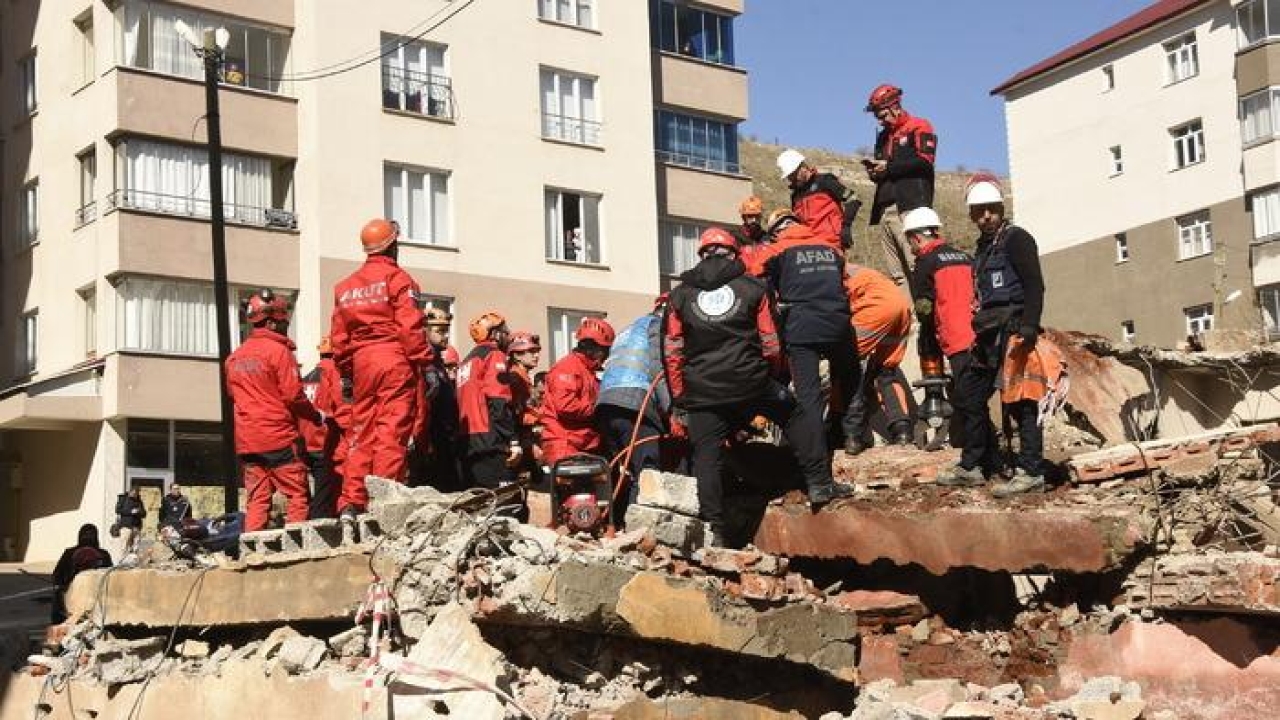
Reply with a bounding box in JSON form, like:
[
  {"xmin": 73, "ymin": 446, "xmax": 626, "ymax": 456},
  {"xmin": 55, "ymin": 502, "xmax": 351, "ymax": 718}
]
[
  {"xmin": 864, "ymin": 84, "xmax": 938, "ymax": 286},
  {"xmin": 746, "ymin": 210, "xmax": 860, "ymax": 455},
  {"xmin": 664, "ymin": 228, "xmax": 851, "ymax": 546},
  {"xmin": 937, "ymin": 175, "xmax": 1048, "ymax": 497}
]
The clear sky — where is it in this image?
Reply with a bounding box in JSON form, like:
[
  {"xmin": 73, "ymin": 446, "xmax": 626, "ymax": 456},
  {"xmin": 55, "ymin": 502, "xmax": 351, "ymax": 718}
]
[{"xmin": 738, "ymin": 0, "xmax": 1155, "ymax": 174}]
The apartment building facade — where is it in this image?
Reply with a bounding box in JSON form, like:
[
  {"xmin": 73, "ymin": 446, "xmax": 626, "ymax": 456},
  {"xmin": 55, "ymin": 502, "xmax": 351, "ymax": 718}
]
[
  {"xmin": 994, "ymin": 0, "xmax": 1280, "ymax": 348},
  {"xmin": 0, "ymin": 0, "xmax": 749, "ymax": 560}
]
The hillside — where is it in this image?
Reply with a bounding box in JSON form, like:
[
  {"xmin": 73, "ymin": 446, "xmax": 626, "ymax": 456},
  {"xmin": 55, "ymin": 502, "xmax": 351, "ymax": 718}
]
[{"xmin": 739, "ymin": 139, "xmax": 999, "ymax": 270}]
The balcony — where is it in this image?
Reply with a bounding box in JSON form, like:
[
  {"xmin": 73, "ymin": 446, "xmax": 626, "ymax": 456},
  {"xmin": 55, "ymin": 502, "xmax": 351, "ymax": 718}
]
[
  {"xmin": 656, "ymin": 163, "xmax": 750, "ymax": 225},
  {"xmin": 106, "ymin": 189, "xmax": 297, "ymax": 230},
  {"xmin": 652, "ymin": 53, "xmax": 748, "ymax": 121},
  {"xmin": 656, "ymin": 149, "xmax": 740, "ymax": 176},
  {"xmin": 382, "ymin": 65, "xmax": 455, "ymax": 121},
  {"xmin": 75, "ymin": 202, "xmax": 97, "ymax": 228},
  {"xmin": 542, "ymin": 113, "xmax": 602, "ymax": 146}
]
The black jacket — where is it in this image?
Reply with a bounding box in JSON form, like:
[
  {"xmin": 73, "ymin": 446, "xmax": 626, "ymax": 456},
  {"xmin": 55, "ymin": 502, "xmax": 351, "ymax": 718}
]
[
  {"xmin": 664, "ymin": 256, "xmax": 781, "ymax": 410},
  {"xmin": 159, "ymin": 493, "xmax": 192, "ymax": 528},
  {"xmin": 115, "ymin": 494, "xmax": 146, "ymax": 529},
  {"xmin": 749, "ymin": 224, "xmax": 851, "ymax": 345},
  {"xmin": 973, "ymin": 223, "xmax": 1045, "ymax": 332},
  {"xmin": 870, "ymin": 112, "xmax": 937, "ymax": 224}
]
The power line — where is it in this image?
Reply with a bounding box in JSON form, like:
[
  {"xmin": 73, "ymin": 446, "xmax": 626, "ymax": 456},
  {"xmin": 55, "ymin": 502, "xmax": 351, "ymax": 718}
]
[{"xmin": 246, "ymin": 0, "xmax": 477, "ymax": 85}]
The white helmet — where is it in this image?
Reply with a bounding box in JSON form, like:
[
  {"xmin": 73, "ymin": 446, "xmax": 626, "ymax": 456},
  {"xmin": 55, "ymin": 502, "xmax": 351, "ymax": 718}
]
[
  {"xmin": 965, "ymin": 180, "xmax": 1004, "ymax": 207},
  {"xmin": 777, "ymin": 149, "xmax": 806, "ymax": 179},
  {"xmin": 902, "ymin": 207, "xmax": 942, "ymax": 234}
]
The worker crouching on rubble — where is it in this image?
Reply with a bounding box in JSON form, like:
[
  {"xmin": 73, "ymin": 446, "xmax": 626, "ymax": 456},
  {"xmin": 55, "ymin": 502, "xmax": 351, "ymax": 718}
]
[
  {"xmin": 540, "ymin": 317, "xmax": 615, "ymax": 468},
  {"xmin": 227, "ymin": 290, "xmax": 322, "ymax": 532},
  {"xmin": 842, "ymin": 261, "xmax": 915, "ymax": 453},
  {"xmin": 664, "ymin": 227, "xmax": 852, "ymax": 546},
  {"xmin": 329, "ymin": 218, "xmax": 433, "ymax": 521}
]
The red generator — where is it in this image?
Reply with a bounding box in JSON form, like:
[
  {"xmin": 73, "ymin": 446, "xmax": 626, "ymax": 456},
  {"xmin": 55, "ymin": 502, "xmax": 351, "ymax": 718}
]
[{"xmin": 547, "ymin": 454, "xmax": 613, "ymax": 535}]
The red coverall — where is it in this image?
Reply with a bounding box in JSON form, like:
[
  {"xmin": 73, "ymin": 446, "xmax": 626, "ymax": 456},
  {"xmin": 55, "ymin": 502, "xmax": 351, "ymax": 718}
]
[
  {"xmin": 225, "ymin": 327, "xmax": 321, "ymax": 531},
  {"xmin": 329, "ymin": 255, "xmax": 432, "ymax": 509},
  {"xmin": 539, "ymin": 350, "xmax": 603, "ymax": 467},
  {"xmin": 457, "ymin": 342, "xmax": 517, "ymax": 487}
]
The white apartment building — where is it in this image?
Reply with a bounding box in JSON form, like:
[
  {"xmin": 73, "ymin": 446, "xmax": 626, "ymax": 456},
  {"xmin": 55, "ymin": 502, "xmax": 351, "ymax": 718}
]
[
  {"xmin": 994, "ymin": 0, "xmax": 1280, "ymax": 347},
  {"xmin": 0, "ymin": 0, "xmax": 749, "ymax": 560}
]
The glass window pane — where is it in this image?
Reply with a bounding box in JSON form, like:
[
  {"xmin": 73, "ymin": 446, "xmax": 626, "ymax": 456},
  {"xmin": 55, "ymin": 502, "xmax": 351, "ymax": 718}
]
[
  {"xmin": 583, "ymin": 196, "xmax": 601, "ymax": 263},
  {"xmin": 408, "ymin": 171, "xmax": 427, "ymax": 241},
  {"xmin": 174, "ymin": 421, "xmax": 227, "ymax": 485},
  {"xmin": 659, "ymin": 2, "xmax": 677, "ymax": 52},
  {"xmin": 127, "ymin": 418, "xmax": 171, "ymax": 469},
  {"xmin": 1269, "ymin": 0, "xmax": 1280, "ymax": 37}
]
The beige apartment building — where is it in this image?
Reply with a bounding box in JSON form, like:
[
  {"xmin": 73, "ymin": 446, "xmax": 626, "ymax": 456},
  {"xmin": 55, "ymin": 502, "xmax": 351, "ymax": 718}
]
[
  {"xmin": 0, "ymin": 0, "xmax": 749, "ymax": 560},
  {"xmin": 994, "ymin": 0, "xmax": 1280, "ymax": 348}
]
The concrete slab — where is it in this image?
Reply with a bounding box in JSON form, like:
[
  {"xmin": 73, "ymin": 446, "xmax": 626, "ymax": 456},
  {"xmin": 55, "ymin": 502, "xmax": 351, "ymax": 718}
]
[
  {"xmin": 64, "ymin": 552, "xmax": 373, "ymax": 627},
  {"xmin": 1068, "ymin": 424, "xmax": 1280, "ymax": 483},
  {"xmin": 1122, "ymin": 552, "xmax": 1280, "ymax": 615}
]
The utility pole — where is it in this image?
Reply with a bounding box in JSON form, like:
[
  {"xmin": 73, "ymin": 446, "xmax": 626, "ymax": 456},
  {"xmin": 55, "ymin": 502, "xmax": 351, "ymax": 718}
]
[{"xmin": 189, "ymin": 26, "xmax": 238, "ymax": 514}]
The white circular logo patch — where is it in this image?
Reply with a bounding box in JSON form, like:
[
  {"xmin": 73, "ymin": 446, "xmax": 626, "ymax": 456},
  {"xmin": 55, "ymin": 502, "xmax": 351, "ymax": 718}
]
[{"xmin": 696, "ymin": 286, "xmax": 736, "ymax": 317}]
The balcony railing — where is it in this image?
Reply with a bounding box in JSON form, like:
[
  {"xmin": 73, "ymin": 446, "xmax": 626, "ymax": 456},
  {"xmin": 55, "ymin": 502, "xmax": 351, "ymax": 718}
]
[
  {"xmin": 542, "ymin": 113, "xmax": 602, "ymax": 146},
  {"xmin": 382, "ymin": 65, "xmax": 455, "ymax": 120},
  {"xmin": 656, "ymin": 149, "xmax": 741, "ymax": 175},
  {"xmin": 75, "ymin": 201, "xmax": 98, "ymax": 227},
  {"xmin": 106, "ymin": 189, "xmax": 298, "ymax": 230}
]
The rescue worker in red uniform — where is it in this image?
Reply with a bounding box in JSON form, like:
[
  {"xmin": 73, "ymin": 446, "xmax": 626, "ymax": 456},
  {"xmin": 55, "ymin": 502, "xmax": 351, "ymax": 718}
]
[
  {"xmin": 777, "ymin": 149, "xmax": 861, "ymax": 249},
  {"xmin": 442, "ymin": 345, "xmax": 461, "ymax": 383},
  {"xmin": 843, "ymin": 263, "xmax": 915, "ymax": 453},
  {"xmin": 302, "ymin": 337, "xmax": 349, "ymax": 519},
  {"xmin": 864, "ymin": 84, "xmax": 938, "ymax": 286},
  {"xmin": 226, "ymin": 290, "xmax": 321, "ymax": 531},
  {"xmin": 665, "ymin": 228, "xmax": 852, "ymax": 546},
  {"xmin": 507, "ymin": 331, "xmax": 544, "ymax": 481},
  {"xmin": 540, "ymin": 317, "xmax": 615, "ymax": 467},
  {"xmin": 329, "ymin": 218, "xmax": 432, "ymax": 521},
  {"xmin": 457, "ymin": 312, "xmax": 522, "ymax": 493}
]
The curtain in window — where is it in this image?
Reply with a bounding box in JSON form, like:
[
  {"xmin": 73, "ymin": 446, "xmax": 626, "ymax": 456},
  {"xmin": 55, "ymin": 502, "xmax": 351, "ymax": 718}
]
[
  {"xmin": 576, "ymin": 1, "xmax": 593, "ymax": 28},
  {"xmin": 148, "ymin": 5, "xmax": 204, "ymax": 79},
  {"xmin": 582, "ymin": 196, "xmax": 600, "ymax": 263},
  {"xmin": 430, "ymin": 173, "xmax": 449, "ymax": 243},
  {"xmin": 545, "ymin": 190, "xmax": 562, "ymax": 259},
  {"xmin": 124, "ymin": 140, "xmax": 271, "ymax": 219},
  {"xmin": 123, "ymin": 2, "xmax": 144, "ymax": 66},
  {"xmin": 119, "ymin": 278, "xmax": 221, "ymax": 356},
  {"xmin": 1254, "ymin": 190, "xmax": 1280, "ymax": 240}
]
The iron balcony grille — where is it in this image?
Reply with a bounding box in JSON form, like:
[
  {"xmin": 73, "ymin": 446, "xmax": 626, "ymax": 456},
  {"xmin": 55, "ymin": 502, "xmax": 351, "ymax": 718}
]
[
  {"xmin": 656, "ymin": 149, "xmax": 740, "ymax": 175},
  {"xmin": 382, "ymin": 65, "xmax": 455, "ymax": 120},
  {"xmin": 542, "ymin": 112, "xmax": 602, "ymax": 146},
  {"xmin": 75, "ymin": 201, "xmax": 98, "ymax": 227},
  {"xmin": 107, "ymin": 189, "xmax": 298, "ymax": 230}
]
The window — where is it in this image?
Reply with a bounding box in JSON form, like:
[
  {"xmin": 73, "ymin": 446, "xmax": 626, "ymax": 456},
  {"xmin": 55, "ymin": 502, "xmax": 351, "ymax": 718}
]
[
  {"xmin": 660, "ymin": 218, "xmax": 704, "ymax": 276},
  {"xmin": 548, "ymin": 308, "xmax": 603, "ymax": 363},
  {"xmin": 540, "ymin": 68, "xmax": 599, "ymax": 145},
  {"xmin": 1261, "ymin": 285, "xmax": 1280, "ymax": 340},
  {"xmin": 1121, "ymin": 320, "xmax": 1136, "ymax": 344},
  {"xmin": 1177, "ymin": 212, "xmax": 1212, "ymax": 259},
  {"xmin": 19, "ymin": 181, "xmax": 38, "ymax": 246},
  {"xmin": 1115, "ymin": 233, "xmax": 1130, "ymax": 263},
  {"xmin": 1236, "ymin": 0, "xmax": 1280, "ymax": 48},
  {"xmin": 80, "ymin": 286, "xmax": 97, "ymax": 357},
  {"xmin": 538, "ymin": 0, "xmax": 595, "ymax": 29},
  {"xmin": 1163, "ymin": 32, "xmax": 1199, "ymax": 84},
  {"xmin": 653, "ymin": 1, "xmax": 735, "ymax": 66},
  {"xmin": 1252, "ymin": 187, "xmax": 1280, "ymax": 242},
  {"xmin": 656, "ymin": 110, "xmax": 741, "ymax": 174},
  {"xmin": 1170, "ymin": 120, "xmax": 1205, "ymax": 169},
  {"xmin": 17, "ymin": 311, "xmax": 37, "ymax": 377},
  {"xmin": 1184, "ymin": 304, "xmax": 1213, "ymax": 336},
  {"xmin": 127, "ymin": 419, "xmax": 231, "ymax": 490},
  {"xmin": 18, "ymin": 54, "xmax": 37, "ymax": 115},
  {"xmin": 383, "ymin": 164, "xmax": 450, "ymax": 246},
  {"xmin": 545, "ymin": 189, "xmax": 602, "ymax": 264},
  {"xmin": 76, "ymin": 13, "xmax": 95, "ymax": 86},
  {"xmin": 1240, "ymin": 88, "xmax": 1280, "ymax": 146},
  {"xmin": 112, "ymin": 139, "xmax": 294, "ymax": 227},
  {"xmin": 1102, "ymin": 64, "xmax": 1114, "ymax": 91},
  {"xmin": 77, "ymin": 149, "xmax": 97, "ymax": 226},
  {"xmin": 1109, "ymin": 145, "xmax": 1123, "ymax": 176},
  {"xmin": 118, "ymin": 278, "xmax": 228, "ymax": 356},
  {"xmin": 381, "ymin": 36, "xmax": 452, "ymax": 119},
  {"xmin": 118, "ymin": 0, "xmax": 292, "ymax": 94}
]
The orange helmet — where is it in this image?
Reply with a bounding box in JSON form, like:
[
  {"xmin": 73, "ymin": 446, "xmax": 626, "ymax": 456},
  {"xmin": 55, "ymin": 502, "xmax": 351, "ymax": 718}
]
[
  {"xmin": 442, "ymin": 345, "xmax": 461, "ymax": 367},
  {"xmin": 697, "ymin": 227, "xmax": 740, "ymax": 255},
  {"xmin": 317, "ymin": 336, "xmax": 333, "ymax": 356},
  {"xmin": 509, "ymin": 331, "xmax": 541, "ymax": 353},
  {"xmin": 244, "ymin": 289, "xmax": 289, "ymax": 326},
  {"xmin": 424, "ymin": 307, "xmax": 452, "ymax": 328},
  {"xmin": 865, "ymin": 83, "xmax": 903, "ymax": 112},
  {"xmin": 766, "ymin": 209, "xmax": 799, "ymax": 234},
  {"xmin": 577, "ymin": 317, "xmax": 616, "ymax": 348},
  {"xmin": 468, "ymin": 311, "xmax": 507, "ymax": 344},
  {"xmin": 738, "ymin": 195, "xmax": 764, "ymax": 217},
  {"xmin": 360, "ymin": 218, "xmax": 399, "ymax": 254}
]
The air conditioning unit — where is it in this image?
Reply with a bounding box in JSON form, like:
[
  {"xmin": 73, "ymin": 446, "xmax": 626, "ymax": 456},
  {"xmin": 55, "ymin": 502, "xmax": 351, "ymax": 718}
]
[{"xmin": 264, "ymin": 209, "xmax": 297, "ymax": 230}]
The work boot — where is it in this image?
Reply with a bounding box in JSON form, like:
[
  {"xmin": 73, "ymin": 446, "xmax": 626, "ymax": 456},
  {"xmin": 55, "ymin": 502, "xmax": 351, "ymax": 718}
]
[
  {"xmin": 991, "ymin": 469, "xmax": 1046, "ymax": 499},
  {"xmin": 707, "ymin": 525, "xmax": 727, "ymax": 548},
  {"xmin": 339, "ymin": 504, "xmax": 361, "ymax": 523},
  {"xmin": 935, "ymin": 464, "xmax": 986, "ymax": 488},
  {"xmin": 844, "ymin": 436, "xmax": 871, "ymax": 456},
  {"xmin": 808, "ymin": 482, "xmax": 855, "ymax": 512},
  {"xmin": 887, "ymin": 420, "xmax": 913, "ymax": 446}
]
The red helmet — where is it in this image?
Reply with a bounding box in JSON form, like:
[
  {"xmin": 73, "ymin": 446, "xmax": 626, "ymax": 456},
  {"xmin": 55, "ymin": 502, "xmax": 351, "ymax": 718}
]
[
  {"xmin": 697, "ymin": 227, "xmax": 740, "ymax": 255},
  {"xmin": 865, "ymin": 84, "xmax": 903, "ymax": 112},
  {"xmin": 469, "ymin": 311, "xmax": 507, "ymax": 344},
  {"xmin": 509, "ymin": 331, "xmax": 541, "ymax": 353},
  {"xmin": 653, "ymin": 292, "xmax": 670, "ymax": 312},
  {"xmin": 360, "ymin": 218, "xmax": 399, "ymax": 254},
  {"xmin": 576, "ymin": 317, "xmax": 616, "ymax": 348},
  {"xmin": 442, "ymin": 345, "xmax": 461, "ymax": 367},
  {"xmin": 244, "ymin": 289, "xmax": 288, "ymax": 326}
]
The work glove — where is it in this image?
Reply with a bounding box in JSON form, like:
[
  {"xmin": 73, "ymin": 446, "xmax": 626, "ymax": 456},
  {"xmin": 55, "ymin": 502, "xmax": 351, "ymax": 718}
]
[
  {"xmin": 1018, "ymin": 325, "xmax": 1039, "ymax": 350},
  {"xmin": 506, "ymin": 442, "xmax": 523, "ymax": 468}
]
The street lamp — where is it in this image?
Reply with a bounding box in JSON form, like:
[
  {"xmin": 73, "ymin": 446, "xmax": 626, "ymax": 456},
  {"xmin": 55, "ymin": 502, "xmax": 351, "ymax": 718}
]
[{"xmin": 177, "ymin": 21, "xmax": 239, "ymax": 514}]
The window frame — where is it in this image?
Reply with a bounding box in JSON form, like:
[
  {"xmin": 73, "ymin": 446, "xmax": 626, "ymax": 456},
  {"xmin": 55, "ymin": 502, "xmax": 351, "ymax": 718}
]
[
  {"xmin": 80, "ymin": 285, "xmax": 98, "ymax": 358},
  {"xmin": 1176, "ymin": 211, "xmax": 1213, "ymax": 260},
  {"xmin": 1101, "ymin": 64, "xmax": 1115, "ymax": 92},
  {"xmin": 1109, "ymin": 145, "xmax": 1123, "ymax": 176},
  {"xmin": 1170, "ymin": 119, "xmax": 1205, "ymax": 170},
  {"xmin": 544, "ymin": 187, "xmax": 604, "ymax": 265},
  {"xmin": 653, "ymin": 0, "xmax": 736, "ymax": 67},
  {"xmin": 19, "ymin": 52, "xmax": 37, "ymax": 115},
  {"xmin": 75, "ymin": 11, "xmax": 95, "ymax": 87},
  {"xmin": 1162, "ymin": 31, "xmax": 1199, "ymax": 86},
  {"xmin": 18, "ymin": 310, "xmax": 38, "ymax": 378},
  {"xmin": 1114, "ymin": 233, "xmax": 1130, "ymax": 263},
  {"xmin": 537, "ymin": 0, "xmax": 596, "ymax": 30},
  {"xmin": 547, "ymin": 307, "xmax": 604, "ymax": 363},
  {"xmin": 539, "ymin": 67, "xmax": 601, "ymax": 146},
  {"xmin": 77, "ymin": 147, "xmax": 98, "ymax": 226},
  {"xmin": 655, "ymin": 109, "xmax": 742, "ymax": 175},
  {"xmin": 380, "ymin": 34, "xmax": 452, "ymax": 120},
  {"xmin": 382, "ymin": 163, "xmax": 452, "ymax": 247},
  {"xmin": 1250, "ymin": 185, "xmax": 1280, "ymax": 243},
  {"xmin": 1121, "ymin": 320, "xmax": 1136, "ymax": 344},
  {"xmin": 1260, "ymin": 285, "xmax": 1280, "ymax": 340},
  {"xmin": 1239, "ymin": 87, "xmax": 1280, "ymax": 147},
  {"xmin": 659, "ymin": 217, "xmax": 705, "ymax": 277},
  {"xmin": 19, "ymin": 180, "xmax": 39, "ymax": 247},
  {"xmin": 1236, "ymin": 0, "xmax": 1280, "ymax": 50},
  {"xmin": 1184, "ymin": 304, "xmax": 1214, "ymax": 337}
]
